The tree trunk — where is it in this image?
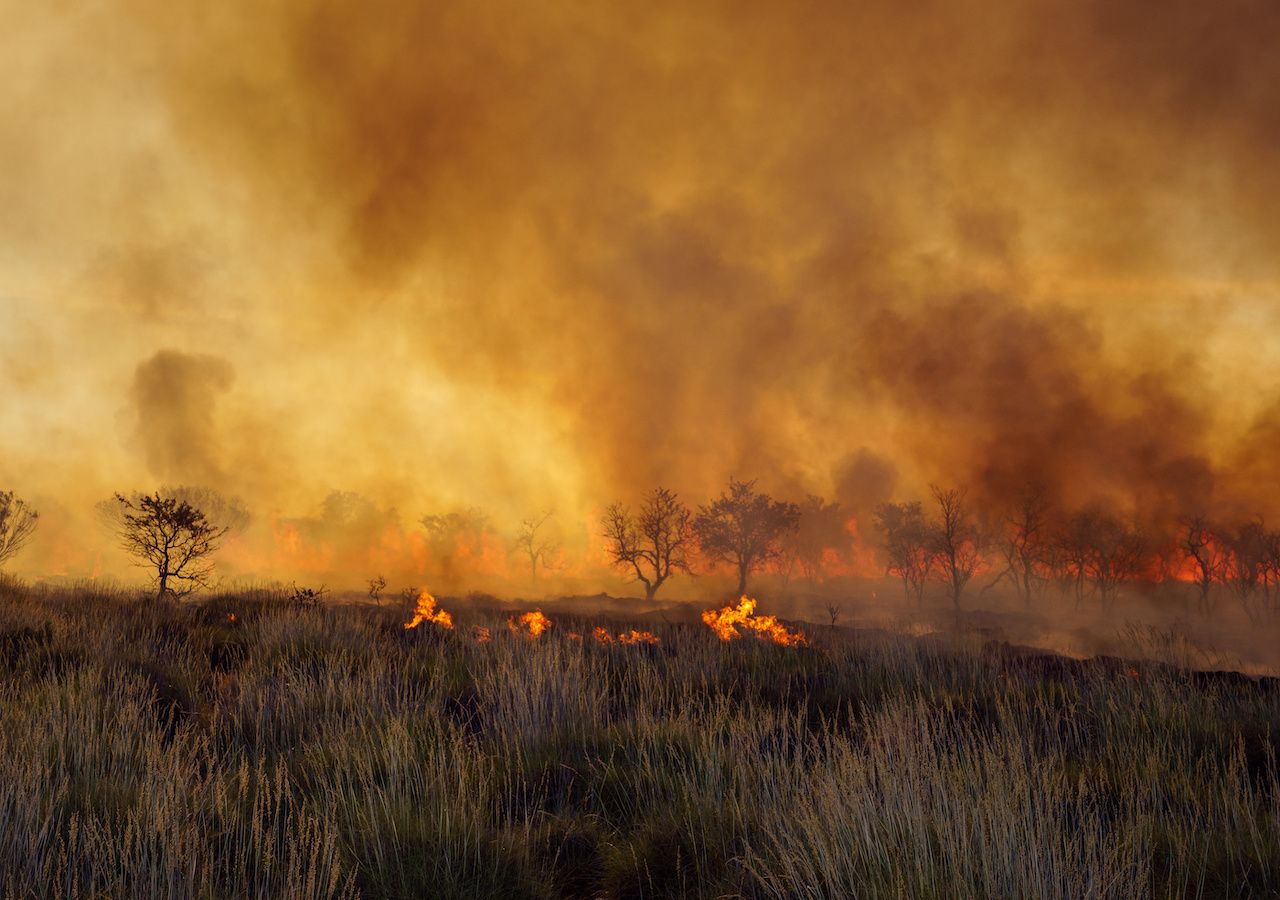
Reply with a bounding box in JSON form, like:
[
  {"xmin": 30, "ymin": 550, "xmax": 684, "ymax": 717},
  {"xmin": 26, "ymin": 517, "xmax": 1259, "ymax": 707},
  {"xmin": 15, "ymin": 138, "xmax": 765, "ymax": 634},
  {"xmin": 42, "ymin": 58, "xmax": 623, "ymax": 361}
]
[
  {"xmin": 736, "ymin": 562, "xmax": 748, "ymax": 597},
  {"xmin": 157, "ymin": 571, "xmax": 168, "ymax": 603},
  {"xmin": 644, "ymin": 582, "xmax": 658, "ymax": 602}
]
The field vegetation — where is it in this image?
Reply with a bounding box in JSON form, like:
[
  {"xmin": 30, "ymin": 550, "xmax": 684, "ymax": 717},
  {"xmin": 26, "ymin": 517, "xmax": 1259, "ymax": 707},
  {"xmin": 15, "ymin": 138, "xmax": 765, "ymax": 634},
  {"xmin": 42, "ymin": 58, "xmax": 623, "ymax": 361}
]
[{"xmin": 0, "ymin": 577, "xmax": 1276, "ymax": 898}]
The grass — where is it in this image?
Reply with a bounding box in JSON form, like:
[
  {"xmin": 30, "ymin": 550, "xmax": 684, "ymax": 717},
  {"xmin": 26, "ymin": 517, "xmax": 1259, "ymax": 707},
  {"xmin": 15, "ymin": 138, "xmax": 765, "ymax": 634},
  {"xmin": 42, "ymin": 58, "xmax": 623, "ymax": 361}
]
[{"xmin": 0, "ymin": 579, "xmax": 1276, "ymax": 898}]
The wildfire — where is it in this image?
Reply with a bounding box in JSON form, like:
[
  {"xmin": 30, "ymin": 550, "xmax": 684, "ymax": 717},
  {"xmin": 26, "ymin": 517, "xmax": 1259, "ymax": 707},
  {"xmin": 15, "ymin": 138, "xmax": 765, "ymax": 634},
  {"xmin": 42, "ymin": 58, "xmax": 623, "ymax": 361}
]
[
  {"xmin": 592, "ymin": 626, "xmax": 660, "ymax": 645},
  {"xmin": 701, "ymin": 597, "xmax": 807, "ymax": 646},
  {"xmin": 508, "ymin": 609, "xmax": 552, "ymax": 638},
  {"xmin": 226, "ymin": 612, "xmax": 236, "ymax": 623},
  {"xmin": 403, "ymin": 589, "xmax": 455, "ymax": 631},
  {"xmin": 472, "ymin": 625, "xmax": 492, "ymax": 644}
]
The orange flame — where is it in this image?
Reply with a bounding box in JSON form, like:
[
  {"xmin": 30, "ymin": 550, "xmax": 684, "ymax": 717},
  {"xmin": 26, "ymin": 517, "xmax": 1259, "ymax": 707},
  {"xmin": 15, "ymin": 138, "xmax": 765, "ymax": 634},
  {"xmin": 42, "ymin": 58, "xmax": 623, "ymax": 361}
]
[
  {"xmin": 592, "ymin": 626, "xmax": 660, "ymax": 645},
  {"xmin": 472, "ymin": 625, "xmax": 492, "ymax": 644},
  {"xmin": 701, "ymin": 596, "xmax": 807, "ymax": 646},
  {"xmin": 617, "ymin": 629, "xmax": 660, "ymax": 645},
  {"xmin": 507, "ymin": 609, "xmax": 552, "ymax": 638},
  {"xmin": 403, "ymin": 589, "xmax": 454, "ymax": 630},
  {"xmin": 226, "ymin": 612, "xmax": 236, "ymax": 623}
]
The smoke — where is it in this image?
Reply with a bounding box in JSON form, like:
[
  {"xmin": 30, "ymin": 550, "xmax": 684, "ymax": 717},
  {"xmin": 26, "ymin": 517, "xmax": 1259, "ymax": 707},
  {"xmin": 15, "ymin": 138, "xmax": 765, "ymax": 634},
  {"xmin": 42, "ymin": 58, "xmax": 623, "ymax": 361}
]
[
  {"xmin": 130, "ymin": 350, "xmax": 235, "ymax": 486},
  {"xmin": 2, "ymin": 0, "xmax": 1280, "ymax": 585}
]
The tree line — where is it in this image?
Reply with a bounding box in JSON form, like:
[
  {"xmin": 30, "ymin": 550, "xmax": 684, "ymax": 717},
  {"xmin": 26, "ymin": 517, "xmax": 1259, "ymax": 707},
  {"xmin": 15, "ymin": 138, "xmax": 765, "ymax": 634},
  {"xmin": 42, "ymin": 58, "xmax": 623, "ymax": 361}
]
[{"xmin": 4, "ymin": 477, "xmax": 1280, "ymax": 618}]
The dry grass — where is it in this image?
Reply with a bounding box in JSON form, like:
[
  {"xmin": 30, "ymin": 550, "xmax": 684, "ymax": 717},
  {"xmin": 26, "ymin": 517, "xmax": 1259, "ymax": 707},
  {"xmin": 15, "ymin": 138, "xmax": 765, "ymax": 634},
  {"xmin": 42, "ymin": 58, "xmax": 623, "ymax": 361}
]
[{"xmin": 0, "ymin": 580, "xmax": 1276, "ymax": 898}]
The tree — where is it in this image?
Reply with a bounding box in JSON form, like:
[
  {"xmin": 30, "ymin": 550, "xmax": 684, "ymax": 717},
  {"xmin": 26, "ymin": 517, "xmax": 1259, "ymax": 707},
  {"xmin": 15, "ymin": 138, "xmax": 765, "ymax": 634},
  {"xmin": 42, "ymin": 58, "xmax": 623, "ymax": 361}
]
[
  {"xmin": 1081, "ymin": 514, "xmax": 1146, "ymax": 609},
  {"xmin": 929, "ymin": 485, "xmax": 986, "ymax": 609},
  {"xmin": 1223, "ymin": 519, "xmax": 1269, "ymax": 621},
  {"xmin": 693, "ymin": 478, "xmax": 800, "ymax": 595},
  {"xmin": 0, "ymin": 491, "xmax": 38, "ymax": 568},
  {"xmin": 873, "ymin": 501, "xmax": 931, "ymax": 606},
  {"xmin": 114, "ymin": 492, "xmax": 228, "ymax": 601},
  {"xmin": 515, "ymin": 509, "xmax": 558, "ymax": 582},
  {"xmin": 785, "ymin": 496, "xmax": 849, "ymax": 584},
  {"xmin": 601, "ymin": 487, "xmax": 693, "ymax": 601},
  {"xmin": 1180, "ymin": 515, "xmax": 1229, "ymax": 615},
  {"xmin": 1054, "ymin": 508, "xmax": 1100, "ymax": 609},
  {"xmin": 991, "ymin": 482, "xmax": 1051, "ymax": 607}
]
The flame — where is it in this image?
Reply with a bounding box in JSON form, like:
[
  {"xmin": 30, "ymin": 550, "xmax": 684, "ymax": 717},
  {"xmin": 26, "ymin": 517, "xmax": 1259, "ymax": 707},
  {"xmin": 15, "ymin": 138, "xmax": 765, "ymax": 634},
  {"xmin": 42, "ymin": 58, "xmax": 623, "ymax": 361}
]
[
  {"xmin": 472, "ymin": 625, "xmax": 492, "ymax": 644},
  {"xmin": 508, "ymin": 609, "xmax": 552, "ymax": 638},
  {"xmin": 227, "ymin": 612, "xmax": 236, "ymax": 623},
  {"xmin": 403, "ymin": 589, "xmax": 455, "ymax": 630},
  {"xmin": 617, "ymin": 629, "xmax": 660, "ymax": 645},
  {"xmin": 701, "ymin": 596, "xmax": 807, "ymax": 646},
  {"xmin": 593, "ymin": 625, "xmax": 660, "ymax": 645}
]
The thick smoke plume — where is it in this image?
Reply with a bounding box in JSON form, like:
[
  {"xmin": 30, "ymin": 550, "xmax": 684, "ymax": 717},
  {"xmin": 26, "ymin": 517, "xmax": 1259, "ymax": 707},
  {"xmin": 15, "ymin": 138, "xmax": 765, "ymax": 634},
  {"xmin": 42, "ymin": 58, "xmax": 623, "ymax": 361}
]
[{"xmin": 1, "ymin": 0, "xmax": 1279, "ymax": 585}]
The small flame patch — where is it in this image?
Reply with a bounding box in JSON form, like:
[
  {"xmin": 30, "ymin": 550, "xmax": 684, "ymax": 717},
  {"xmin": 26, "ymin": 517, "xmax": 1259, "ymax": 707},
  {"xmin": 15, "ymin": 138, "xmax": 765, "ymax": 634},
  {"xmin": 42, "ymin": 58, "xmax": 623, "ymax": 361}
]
[
  {"xmin": 702, "ymin": 596, "xmax": 806, "ymax": 646},
  {"xmin": 404, "ymin": 589, "xmax": 454, "ymax": 631},
  {"xmin": 508, "ymin": 609, "xmax": 552, "ymax": 638}
]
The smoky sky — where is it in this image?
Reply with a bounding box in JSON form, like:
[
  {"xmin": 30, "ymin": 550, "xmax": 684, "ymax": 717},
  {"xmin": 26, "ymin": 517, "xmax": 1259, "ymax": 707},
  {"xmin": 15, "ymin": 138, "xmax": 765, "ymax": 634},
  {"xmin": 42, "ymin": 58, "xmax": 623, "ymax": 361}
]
[{"xmin": 2, "ymin": 0, "xmax": 1280, "ymax": 578}]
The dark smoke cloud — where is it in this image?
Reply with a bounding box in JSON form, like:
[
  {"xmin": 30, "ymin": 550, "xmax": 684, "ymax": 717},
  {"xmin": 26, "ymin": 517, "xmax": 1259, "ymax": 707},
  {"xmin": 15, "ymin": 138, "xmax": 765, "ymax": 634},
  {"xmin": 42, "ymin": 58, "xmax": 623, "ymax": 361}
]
[
  {"xmin": 130, "ymin": 350, "xmax": 235, "ymax": 486},
  {"xmin": 3, "ymin": 0, "xmax": 1280, "ymax": 582}
]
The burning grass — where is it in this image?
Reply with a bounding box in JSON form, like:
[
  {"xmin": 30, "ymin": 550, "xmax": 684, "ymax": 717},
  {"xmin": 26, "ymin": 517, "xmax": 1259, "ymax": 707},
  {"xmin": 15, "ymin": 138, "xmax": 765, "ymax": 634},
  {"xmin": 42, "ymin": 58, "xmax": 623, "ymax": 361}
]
[
  {"xmin": 0, "ymin": 582, "xmax": 1276, "ymax": 898},
  {"xmin": 402, "ymin": 588, "xmax": 453, "ymax": 631},
  {"xmin": 702, "ymin": 595, "xmax": 808, "ymax": 646}
]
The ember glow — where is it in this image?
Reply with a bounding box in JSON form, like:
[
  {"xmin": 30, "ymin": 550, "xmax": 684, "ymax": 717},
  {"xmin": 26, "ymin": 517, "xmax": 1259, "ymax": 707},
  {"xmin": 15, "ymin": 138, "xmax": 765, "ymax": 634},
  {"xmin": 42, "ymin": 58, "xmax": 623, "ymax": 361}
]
[
  {"xmin": 403, "ymin": 590, "xmax": 454, "ymax": 631},
  {"xmin": 471, "ymin": 625, "xmax": 492, "ymax": 644},
  {"xmin": 507, "ymin": 610, "xmax": 552, "ymax": 639},
  {"xmin": 702, "ymin": 597, "xmax": 807, "ymax": 647}
]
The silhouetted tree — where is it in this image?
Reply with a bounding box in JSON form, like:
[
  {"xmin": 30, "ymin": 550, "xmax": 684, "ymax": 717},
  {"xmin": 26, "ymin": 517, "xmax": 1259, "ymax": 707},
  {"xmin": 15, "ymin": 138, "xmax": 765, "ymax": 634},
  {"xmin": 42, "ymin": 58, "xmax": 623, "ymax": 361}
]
[
  {"xmin": 515, "ymin": 509, "xmax": 558, "ymax": 582},
  {"xmin": 601, "ymin": 487, "xmax": 693, "ymax": 601},
  {"xmin": 0, "ymin": 491, "xmax": 38, "ymax": 568},
  {"xmin": 1054, "ymin": 508, "xmax": 1100, "ymax": 608},
  {"xmin": 694, "ymin": 478, "xmax": 800, "ymax": 595},
  {"xmin": 991, "ymin": 482, "xmax": 1051, "ymax": 607},
  {"xmin": 1180, "ymin": 515, "xmax": 1229, "ymax": 615},
  {"xmin": 1224, "ymin": 519, "xmax": 1269, "ymax": 621},
  {"xmin": 114, "ymin": 492, "xmax": 228, "ymax": 601},
  {"xmin": 873, "ymin": 501, "xmax": 931, "ymax": 606},
  {"xmin": 1082, "ymin": 513, "xmax": 1146, "ymax": 610},
  {"xmin": 785, "ymin": 495, "xmax": 848, "ymax": 584},
  {"xmin": 929, "ymin": 486, "xmax": 986, "ymax": 609}
]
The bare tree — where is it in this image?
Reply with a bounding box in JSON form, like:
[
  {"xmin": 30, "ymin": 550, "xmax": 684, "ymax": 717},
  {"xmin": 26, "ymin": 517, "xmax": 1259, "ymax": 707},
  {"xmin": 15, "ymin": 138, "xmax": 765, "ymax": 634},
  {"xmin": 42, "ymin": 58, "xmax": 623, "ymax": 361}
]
[
  {"xmin": 368, "ymin": 574, "xmax": 387, "ymax": 605},
  {"xmin": 0, "ymin": 491, "xmax": 38, "ymax": 568},
  {"xmin": 515, "ymin": 509, "xmax": 558, "ymax": 582},
  {"xmin": 1223, "ymin": 519, "xmax": 1273, "ymax": 621},
  {"xmin": 929, "ymin": 485, "xmax": 986, "ymax": 609},
  {"xmin": 693, "ymin": 477, "xmax": 800, "ymax": 596},
  {"xmin": 601, "ymin": 487, "xmax": 693, "ymax": 601},
  {"xmin": 785, "ymin": 495, "xmax": 848, "ymax": 584},
  {"xmin": 873, "ymin": 501, "xmax": 931, "ymax": 606},
  {"xmin": 1083, "ymin": 514, "xmax": 1146, "ymax": 610},
  {"xmin": 991, "ymin": 482, "xmax": 1051, "ymax": 607},
  {"xmin": 826, "ymin": 602, "xmax": 842, "ymax": 627},
  {"xmin": 1054, "ymin": 508, "xmax": 1099, "ymax": 609},
  {"xmin": 114, "ymin": 492, "xmax": 228, "ymax": 601},
  {"xmin": 1180, "ymin": 515, "xmax": 1230, "ymax": 615}
]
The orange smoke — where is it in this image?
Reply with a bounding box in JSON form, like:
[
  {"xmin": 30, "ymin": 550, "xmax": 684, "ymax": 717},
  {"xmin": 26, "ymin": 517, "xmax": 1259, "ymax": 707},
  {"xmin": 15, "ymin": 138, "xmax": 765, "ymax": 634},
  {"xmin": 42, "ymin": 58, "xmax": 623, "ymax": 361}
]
[
  {"xmin": 403, "ymin": 589, "xmax": 454, "ymax": 630},
  {"xmin": 702, "ymin": 596, "xmax": 807, "ymax": 646},
  {"xmin": 507, "ymin": 609, "xmax": 552, "ymax": 638}
]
